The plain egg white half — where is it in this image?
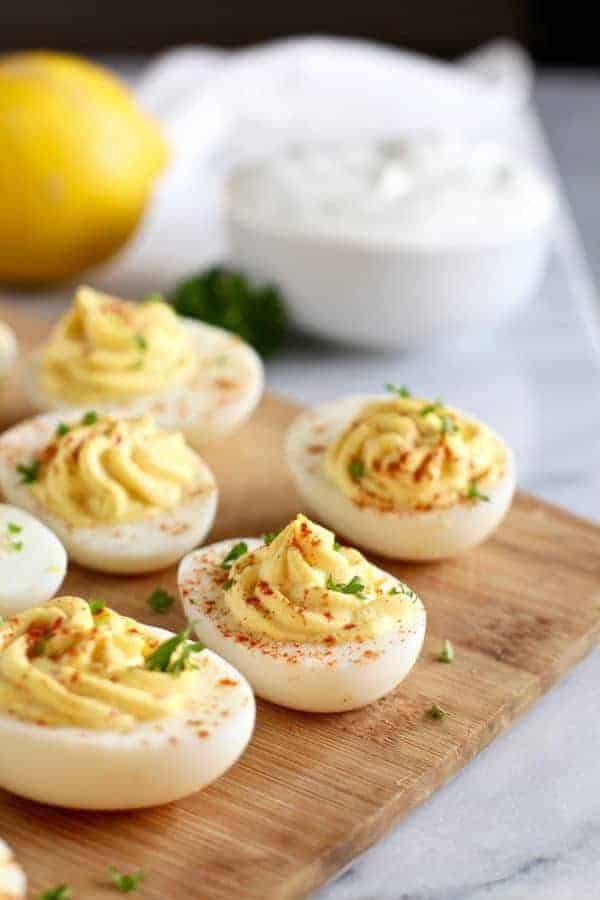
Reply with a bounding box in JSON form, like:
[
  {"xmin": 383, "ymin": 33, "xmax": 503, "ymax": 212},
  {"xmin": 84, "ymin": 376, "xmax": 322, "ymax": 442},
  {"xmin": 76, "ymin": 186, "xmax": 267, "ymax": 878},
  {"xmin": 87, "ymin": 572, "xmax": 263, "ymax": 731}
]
[
  {"xmin": 0, "ymin": 412, "xmax": 218, "ymax": 575},
  {"xmin": 0, "ymin": 837, "xmax": 26, "ymax": 900},
  {"xmin": 24, "ymin": 318, "xmax": 264, "ymax": 448},
  {"xmin": 285, "ymin": 395, "xmax": 516, "ymax": 561},
  {"xmin": 0, "ymin": 504, "xmax": 66, "ymax": 617},
  {"xmin": 179, "ymin": 538, "xmax": 426, "ymax": 713},
  {"xmin": 0, "ymin": 627, "xmax": 255, "ymax": 810}
]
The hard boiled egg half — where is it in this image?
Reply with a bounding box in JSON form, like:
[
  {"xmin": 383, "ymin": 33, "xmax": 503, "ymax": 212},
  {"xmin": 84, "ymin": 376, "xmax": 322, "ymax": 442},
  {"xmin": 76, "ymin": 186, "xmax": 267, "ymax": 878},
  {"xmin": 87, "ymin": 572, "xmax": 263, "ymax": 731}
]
[
  {"xmin": 24, "ymin": 285, "xmax": 264, "ymax": 448},
  {"xmin": 285, "ymin": 391, "xmax": 516, "ymax": 560},
  {"xmin": 0, "ymin": 838, "xmax": 26, "ymax": 900},
  {"xmin": 179, "ymin": 514, "xmax": 426, "ymax": 712},
  {"xmin": 0, "ymin": 596, "xmax": 255, "ymax": 810},
  {"xmin": 0, "ymin": 410, "xmax": 218, "ymax": 574},
  {"xmin": 0, "ymin": 504, "xmax": 66, "ymax": 617}
]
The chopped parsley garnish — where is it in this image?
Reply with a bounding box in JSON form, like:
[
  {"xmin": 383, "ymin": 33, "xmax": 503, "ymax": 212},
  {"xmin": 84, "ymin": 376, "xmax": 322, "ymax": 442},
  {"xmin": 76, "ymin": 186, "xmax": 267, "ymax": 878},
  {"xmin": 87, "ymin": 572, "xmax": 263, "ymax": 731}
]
[
  {"xmin": 264, "ymin": 528, "xmax": 282, "ymax": 545},
  {"xmin": 333, "ymin": 539, "xmax": 342, "ymax": 552},
  {"xmin": 440, "ymin": 415, "xmax": 459, "ymax": 435},
  {"xmin": 32, "ymin": 638, "xmax": 48, "ymax": 657},
  {"xmin": 7, "ymin": 522, "xmax": 21, "ymax": 534},
  {"xmin": 81, "ymin": 410, "xmax": 98, "ymax": 426},
  {"xmin": 223, "ymin": 579, "xmax": 233, "ymax": 591},
  {"xmin": 428, "ymin": 703, "xmax": 448, "ymax": 720},
  {"xmin": 388, "ymin": 585, "xmax": 401, "ymax": 595},
  {"xmin": 439, "ymin": 639, "xmax": 454, "ymax": 663},
  {"xmin": 220, "ymin": 541, "xmax": 248, "ymax": 569},
  {"xmin": 55, "ymin": 422, "xmax": 70, "ymax": 437},
  {"xmin": 466, "ymin": 481, "xmax": 490, "ymax": 503},
  {"xmin": 87, "ymin": 598, "xmax": 106, "ymax": 615},
  {"xmin": 135, "ymin": 333, "xmax": 148, "ymax": 351},
  {"xmin": 145, "ymin": 626, "xmax": 205, "ymax": 674},
  {"xmin": 16, "ymin": 459, "xmax": 40, "ymax": 483},
  {"xmin": 420, "ymin": 398, "xmax": 444, "ymax": 417},
  {"xmin": 348, "ymin": 459, "xmax": 365, "ymax": 480},
  {"xmin": 9, "ymin": 540, "xmax": 23, "ymax": 552},
  {"xmin": 37, "ymin": 885, "xmax": 72, "ymax": 900},
  {"xmin": 385, "ymin": 382, "xmax": 411, "ymax": 398},
  {"xmin": 147, "ymin": 587, "xmax": 174, "ymax": 614},
  {"xmin": 326, "ymin": 574, "xmax": 366, "ymax": 600},
  {"xmin": 109, "ymin": 867, "xmax": 145, "ymax": 893}
]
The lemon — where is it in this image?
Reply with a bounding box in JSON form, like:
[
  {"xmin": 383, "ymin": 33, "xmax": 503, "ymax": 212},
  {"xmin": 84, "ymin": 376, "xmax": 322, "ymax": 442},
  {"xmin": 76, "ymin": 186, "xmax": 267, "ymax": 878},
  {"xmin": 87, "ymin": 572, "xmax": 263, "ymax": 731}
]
[{"xmin": 0, "ymin": 52, "xmax": 168, "ymax": 285}]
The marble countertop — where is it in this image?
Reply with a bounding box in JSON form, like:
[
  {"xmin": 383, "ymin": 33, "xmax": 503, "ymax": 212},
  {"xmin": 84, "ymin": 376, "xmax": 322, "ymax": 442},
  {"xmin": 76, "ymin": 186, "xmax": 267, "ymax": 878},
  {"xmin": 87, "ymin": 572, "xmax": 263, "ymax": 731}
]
[{"xmin": 3, "ymin": 62, "xmax": 599, "ymax": 899}]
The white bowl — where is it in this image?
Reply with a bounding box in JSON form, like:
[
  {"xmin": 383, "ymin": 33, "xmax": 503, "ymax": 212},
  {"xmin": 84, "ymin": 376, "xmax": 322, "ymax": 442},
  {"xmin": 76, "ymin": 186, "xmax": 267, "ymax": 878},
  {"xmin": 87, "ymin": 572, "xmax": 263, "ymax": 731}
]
[{"xmin": 225, "ymin": 140, "xmax": 556, "ymax": 349}]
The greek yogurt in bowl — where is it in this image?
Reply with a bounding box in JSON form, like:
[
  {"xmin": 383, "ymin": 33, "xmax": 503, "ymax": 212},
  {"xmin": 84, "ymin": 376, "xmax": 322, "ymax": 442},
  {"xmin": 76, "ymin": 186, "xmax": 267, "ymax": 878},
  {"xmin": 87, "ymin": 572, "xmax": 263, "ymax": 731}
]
[{"xmin": 226, "ymin": 134, "xmax": 556, "ymax": 348}]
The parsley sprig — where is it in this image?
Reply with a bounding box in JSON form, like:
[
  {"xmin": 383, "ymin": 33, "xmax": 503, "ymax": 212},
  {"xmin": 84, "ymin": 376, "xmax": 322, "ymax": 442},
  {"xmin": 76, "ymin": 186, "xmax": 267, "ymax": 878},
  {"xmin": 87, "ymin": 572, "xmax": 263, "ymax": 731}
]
[
  {"xmin": 348, "ymin": 459, "xmax": 365, "ymax": 480},
  {"xmin": 466, "ymin": 481, "xmax": 490, "ymax": 503},
  {"xmin": 220, "ymin": 541, "xmax": 248, "ymax": 569},
  {"xmin": 421, "ymin": 398, "xmax": 444, "ymax": 417},
  {"xmin": 87, "ymin": 598, "xmax": 106, "ymax": 615},
  {"xmin": 427, "ymin": 703, "xmax": 448, "ymax": 720},
  {"xmin": 385, "ymin": 382, "xmax": 411, "ymax": 398},
  {"xmin": 147, "ymin": 587, "xmax": 174, "ymax": 614},
  {"xmin": 16, "ymin": 459, "xmax": 40, "ymax": 483},
  {"xmin": 109, "ymin": 867, "xmax": 145, "ymax": 893},
  {"xmin": 145, "ymin": 626, "xmax": 204, "ymax": 674},
  {"xmin": 264, "ymin": 528, "xmax": 282, "ymax": 545},
  {"xmin": 37, "ymin": 885, "xmax": 72, "ymax": 900},
  {"xmin": 81, "ymin": 410, "xmax": 98, "ymax": 426},
  {"xmin": 439, "ymin": 639, "xmax": 454, "ymax": 663},
  {"xmin": 326, "ymin": 574, "xmax": 366, "ymax": 600}
]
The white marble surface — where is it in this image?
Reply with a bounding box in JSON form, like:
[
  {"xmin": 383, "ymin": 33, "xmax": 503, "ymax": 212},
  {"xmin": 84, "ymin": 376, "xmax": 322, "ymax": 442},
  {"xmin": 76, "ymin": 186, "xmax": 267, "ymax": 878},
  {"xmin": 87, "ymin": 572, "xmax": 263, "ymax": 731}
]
[{"xmin": 2, "ymin": 59, "xmax": 599, "ymax": 899}]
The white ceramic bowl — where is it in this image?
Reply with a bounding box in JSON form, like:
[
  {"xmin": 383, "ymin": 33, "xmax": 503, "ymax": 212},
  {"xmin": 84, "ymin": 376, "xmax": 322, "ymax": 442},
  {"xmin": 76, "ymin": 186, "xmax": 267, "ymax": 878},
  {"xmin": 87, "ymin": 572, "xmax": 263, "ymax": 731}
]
[{"xmin": 225, "ymin": 142, "xmax": 556, "ymax": 349}]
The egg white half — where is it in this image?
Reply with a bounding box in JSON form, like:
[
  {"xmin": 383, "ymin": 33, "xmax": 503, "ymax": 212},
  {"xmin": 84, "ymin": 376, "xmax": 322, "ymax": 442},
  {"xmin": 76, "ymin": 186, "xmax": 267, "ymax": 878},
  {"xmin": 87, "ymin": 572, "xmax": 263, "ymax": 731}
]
[
  {"xmin": 0, "ymin": 627, "xmax": 255, "ymax": 810},
  {"xmin": 24, "ymin": 318, "xmax": 264, "ymax": 448},
  {"xmin": 0, "ymin": 838, "xmax": 26, "ymax": 900},
  {"xmin": 0, "ymin": 504, "xmax": 66, "ymax": 617},
  {"xmin": 0, "ymin": 322, "xmax": 18, "ymax": 384},
  {"xmin": 285, "ymin": 395, "xmax": 516, "ymax": 561},
  {"xmin": 179, "ymin": 538, "xmax": 426, "ymax": 713},
  {"xmin": 0, "ymin": 412, "xmax": 218, "ymax": 575}
]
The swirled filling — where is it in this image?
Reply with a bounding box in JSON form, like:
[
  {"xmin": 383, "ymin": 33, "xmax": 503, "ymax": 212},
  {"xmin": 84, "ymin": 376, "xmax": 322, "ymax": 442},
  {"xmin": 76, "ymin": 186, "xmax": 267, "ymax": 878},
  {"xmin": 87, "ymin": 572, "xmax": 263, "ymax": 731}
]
[
  {"xmin": 221, "ymin": 514, "xmax": 418, "ymax": 643},
  {"xmin": 0, "ymin": 597, "xmax": 205, "ymax": 731},
  {"xmin": 40, "ymin": 286, "xmax": 197, "ymax": 403},
  {"xmin": 324, "ymin": 396, "xmax": 506, "ymax": 511},
  {"xmin": 31, "ymin": 413, "xmax": 207, "ymax": 526}
]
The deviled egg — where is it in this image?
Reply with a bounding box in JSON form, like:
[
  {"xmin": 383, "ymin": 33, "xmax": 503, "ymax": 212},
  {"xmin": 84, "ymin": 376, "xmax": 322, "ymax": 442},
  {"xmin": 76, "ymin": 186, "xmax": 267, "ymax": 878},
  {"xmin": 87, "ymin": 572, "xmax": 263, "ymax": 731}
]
[
  {"xmin": 0, "ymin": 504, "xmax": 66, "ymax": 617},
  {"xmin": 179, "ymin": 514, "xmax": 426, "ymax": 712},
  {"xmin": 24, "ymin": 285, "xmax": 264, "ymax": 447},
  {"xmin": 0, "ymin": 596, "xmax": 255, "ymax": 809},
  {"xmin": 0, "ymin": 321, "xmax": 17, "ymax": 383},
  {"xmin": 285, "ymin": 391, "xmax": 515, "ymax": 560},
  {"xmin": 0, "ymin": 838, "xmax": 26, "ymax": 900},
  {"xmin": 0, "ymin": 410, "xmax": 218, "ymax": 574}
]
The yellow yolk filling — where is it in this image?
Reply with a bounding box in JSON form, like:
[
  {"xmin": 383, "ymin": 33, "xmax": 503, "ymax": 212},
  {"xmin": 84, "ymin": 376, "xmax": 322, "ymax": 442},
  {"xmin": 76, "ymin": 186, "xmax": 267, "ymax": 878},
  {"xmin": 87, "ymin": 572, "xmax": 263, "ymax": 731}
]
[
  {"xmin": 325, "ymin": 396, "xmax": 506, "ymax": 511},
  {"xmin": 40, "ymin": 286, "xmax": 196, "ymax": 403},
  {"xmin": 32, "ymin": 414, "xmax": 205, "ymax": 526},
  {"xmin": 0, "ymin": 597, "xmax": 204, "ymax": 731},
  {"xmin": 223, "ymin": 514, "xmax": 418, "ymax": 643}
]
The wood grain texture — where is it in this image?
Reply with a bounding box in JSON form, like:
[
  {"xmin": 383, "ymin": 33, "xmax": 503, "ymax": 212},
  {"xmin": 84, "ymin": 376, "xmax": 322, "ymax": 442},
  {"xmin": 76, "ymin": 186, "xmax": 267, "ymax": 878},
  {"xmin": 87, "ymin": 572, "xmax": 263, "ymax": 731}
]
[{"xmin": 1, "ymin": 302, "xmax": 599, "ymax": 899}]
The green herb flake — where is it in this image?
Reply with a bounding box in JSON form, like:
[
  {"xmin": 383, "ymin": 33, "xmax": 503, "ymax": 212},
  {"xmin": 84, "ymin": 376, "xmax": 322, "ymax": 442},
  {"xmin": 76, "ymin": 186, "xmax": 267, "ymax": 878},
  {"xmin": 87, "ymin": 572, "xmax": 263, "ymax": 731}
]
[
  {"xmin": 264, "ymin": 528, "xmax": 282, "ymax": 546},
  {"xmin": 55, "ymin": 422, "xmax": 70, "ymax": 437},
  {"xmin": 7, "ymin": 522, "xmax": 22, "ymax": 534},
  {"xmin": 37, "ymin": 885, "xmax": 72, "ymax": 900},
  {"xmin": 147, "ymin": 587, "xmax": 174, "ymax": 614},
  {"xmin": 109, "ymin": 866, "xmax": 145, "ymax": 893},
  {"xmin": 440, "ymin": 415, "xmax": 459, "ymax": 435},
  {"xmin": 16, "ymin": 459, "xmax": 40, "ymax": 484},
  {"xmin": 326, "ymin": 574, "xmax": 366, "ymax": 600},
  {"xmin": 420, "ymin": 398, "xmax": 444, "ymax": 417},
  {"xmin": 81, "ymin": 410, "xmax": 98, "ymax": 426},
  {"xmin": 223, "ymin": 579, "xmax": 233, "ymax": 591},
  {"xmin": 439, "ymin": 639, "xmax": 454, "ymax": 663},
  {"xmin": 388, "ymin": 585, "xmax": 401, "ymax": 595},
  {"xmin": 87, "ymin": 598, "xmax": 106, "ymax": 615},
  {"xmin": 385, "ymin": 382, "xmax": 411, "ymax": 398},
  {"xmin": 9, "ymin": 540, "xmax": 23, "ymax": 552},
  {"xmin": 32, "ymin": 638, "xmax": 48, "ymax": 658},
  {"xmin": 134, "ymin": 333, "xmax": 148, "ymax": 351},
  {"xmin": 466, "ymin": 481, "xmax": 490, "ymax": 503},
  {"xmin": 333, "ymin": 540, "xmax": 342, "ymax": 552},
  {"xmin": 145, "ymin": 626, "xmax": 205, "ymax": 675},
  {"xmin": 348, "ymin": 459, "xmax": 365, "ymax": 480},
  {"xmin": 220, "ymin": 541, "xmax": 248, "ymax": 569},
  {"xmin": 427, "ymin": 703, "xmax": 448, "ymax": 720}
]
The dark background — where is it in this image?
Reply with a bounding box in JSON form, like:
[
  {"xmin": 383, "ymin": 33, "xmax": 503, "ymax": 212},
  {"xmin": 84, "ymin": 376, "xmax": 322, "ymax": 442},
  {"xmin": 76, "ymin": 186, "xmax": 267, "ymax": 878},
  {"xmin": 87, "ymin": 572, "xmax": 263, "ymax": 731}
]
[{"xmin": 0, "ymin": 0, "xmax": 594, "ymax": 63}]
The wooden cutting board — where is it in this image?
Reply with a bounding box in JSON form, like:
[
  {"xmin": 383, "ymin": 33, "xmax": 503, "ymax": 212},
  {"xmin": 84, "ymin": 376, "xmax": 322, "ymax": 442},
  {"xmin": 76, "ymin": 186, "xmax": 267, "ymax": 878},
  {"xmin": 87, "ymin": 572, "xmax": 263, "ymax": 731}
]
[{"xmin": 1, "ymin": 301, "xmax": 600, "ymax": 899}]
